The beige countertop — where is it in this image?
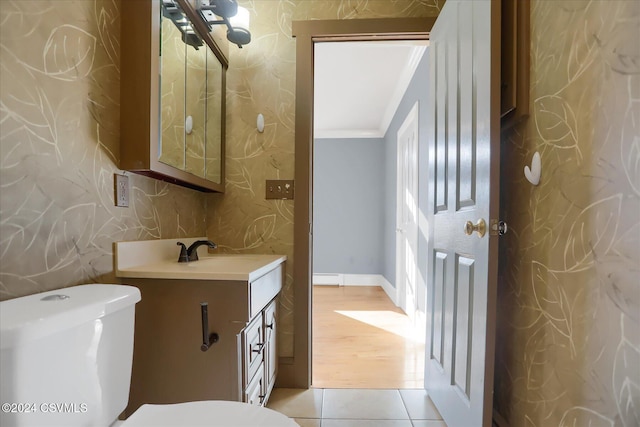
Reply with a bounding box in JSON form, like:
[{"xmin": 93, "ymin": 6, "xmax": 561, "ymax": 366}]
[{"xmin": 115, "ymin": 238, "xmax": 286, "ymax": 282}]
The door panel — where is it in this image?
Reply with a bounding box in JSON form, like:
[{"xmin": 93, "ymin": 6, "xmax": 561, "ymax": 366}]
[
  {"xmin": 454, "ymin": 255, "xmax": 474, "ymax": 399},
  {"xmin": 432, "ymin": 251, "xmax": 447, "ymax": 366},
  {"xmin": 425, "ymin": 0, "xmax": 500, "ymax": 426},
  {"xmin": 434, "ymin": 39, "xmax": 448, "ymax": 214}
]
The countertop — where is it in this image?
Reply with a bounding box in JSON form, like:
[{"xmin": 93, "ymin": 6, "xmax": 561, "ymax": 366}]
[
  {"xmin": 114, "ymin": 238, "xmax": 286, "ymax": 282},
  {"xmin": 116, "ymin": 254, "xmax": 286, "ymax": 282}
]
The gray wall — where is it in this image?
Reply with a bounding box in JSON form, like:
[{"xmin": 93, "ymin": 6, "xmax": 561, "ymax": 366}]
[
  {"xmin": 382, "ymin": 48, "xmax": 430, "ymax": 298},
  {"xmin": 313, "ymin": 138, "xmax": 385, "ymax": 274}
]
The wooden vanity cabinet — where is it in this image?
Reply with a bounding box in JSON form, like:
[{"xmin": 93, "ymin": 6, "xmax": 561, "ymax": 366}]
[{"xmin": 121, "ymin": 263, "xmax": 283, "ymax": 417}]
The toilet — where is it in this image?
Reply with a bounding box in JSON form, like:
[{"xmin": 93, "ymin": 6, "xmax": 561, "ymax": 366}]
[{"xmin": 0, "ymin": 284, "xmax": 298, "ymax": 427}]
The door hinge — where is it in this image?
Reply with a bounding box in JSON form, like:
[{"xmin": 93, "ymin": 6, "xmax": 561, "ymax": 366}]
[{"xmin": 490, "ymin": 219, "xmax": 508, "ymax": 236}]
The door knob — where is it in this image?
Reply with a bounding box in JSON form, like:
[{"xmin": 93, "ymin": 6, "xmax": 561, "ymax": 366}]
[{"xmin": 464, "ymin": 219, "xmax": 486, "ymax": 238}]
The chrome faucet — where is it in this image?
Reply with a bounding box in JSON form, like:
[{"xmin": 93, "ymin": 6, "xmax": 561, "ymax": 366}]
[{"xmin": 177, "ymin": 240, "xmax": 217, "ymax": 262}]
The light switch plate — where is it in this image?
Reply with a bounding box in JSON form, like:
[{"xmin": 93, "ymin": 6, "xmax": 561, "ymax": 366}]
[
  {"xmin": 115, "ymin": 174, "xmax": 129, "ymax": 207},
  {"xmin": 266, "ymin": 180, "xmax": 294, "ymax": 200}
]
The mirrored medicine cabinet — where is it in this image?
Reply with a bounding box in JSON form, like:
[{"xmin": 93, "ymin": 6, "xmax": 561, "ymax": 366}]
[{"xmin": 121, "ymin": 0, "xmax": 228, "ymax": 192}]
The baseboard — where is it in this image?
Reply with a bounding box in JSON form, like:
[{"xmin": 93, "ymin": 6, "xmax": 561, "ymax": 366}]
[
  {"xmin": 378, "ymin": 275, "xmax": 398, "ymax": 307},
  {"xmin": 312, "ymin": 273, "xmax": 344, "ymax": 286},
  {"xmin": 313, "ymin": 273, "xmax": 398, "ymax": 306}
]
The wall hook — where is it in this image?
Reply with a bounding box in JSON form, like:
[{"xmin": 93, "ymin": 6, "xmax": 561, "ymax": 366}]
[
  {"xmin": 257, "ymin": 113, "xmax": 265, "ymax": 133},
  {"xmin": 524, "ymin": 151, "xmax": 541, "ymax": 186}
]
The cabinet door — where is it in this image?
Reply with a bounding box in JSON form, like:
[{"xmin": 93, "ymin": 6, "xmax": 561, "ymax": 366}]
[
  {"xmin": 243, "ymin": 314, "xmax": 264, "ymax": 384},
  {"xmin": 244, "ymin": 363, "xmax": 265, "ymax": 406},
  {"xmin": 185, "ymin": 41, "xmax": 207, "ymax": 178},
  {"xmin": 159, "ymin": 9, "xmax": 186, "ymax": 170},
  {"xmin": 264, "ymin": 299, "xmax": 278, "ymax": 390}
]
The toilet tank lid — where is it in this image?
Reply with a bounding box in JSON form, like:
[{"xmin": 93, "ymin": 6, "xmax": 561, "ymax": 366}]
[{"xmin": 0, "ymin": 284, "xmax": 141, "ymax": 349}]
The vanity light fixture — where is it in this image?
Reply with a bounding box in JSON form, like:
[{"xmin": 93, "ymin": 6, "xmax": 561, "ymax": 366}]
[
  {"xmin": 198, "ymin": 0, "xmax": 251, "ymax": 48},
  {"xmin": 163, "ymin": 0, "xmax": 204, "ymax": 49}
]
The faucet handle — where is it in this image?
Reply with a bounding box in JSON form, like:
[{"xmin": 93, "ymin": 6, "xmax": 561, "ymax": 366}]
[{"xmin": 177, "ymin": 242, "xmax": 189, "ymax": 263}]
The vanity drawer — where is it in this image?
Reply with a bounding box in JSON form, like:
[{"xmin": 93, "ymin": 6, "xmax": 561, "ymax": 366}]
[
  {"xmin": 243, "ymin": 314, "xmax": 264, "ymax": 384},
  {"xmin": 250, "ymin": 264, "xmax": 282, "ymax": 319}
]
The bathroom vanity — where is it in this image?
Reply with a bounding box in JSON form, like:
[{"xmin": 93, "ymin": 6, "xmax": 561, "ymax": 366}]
[{"xmin": 114, "ymin": 238, "xmax": 285, "ymax": 416}]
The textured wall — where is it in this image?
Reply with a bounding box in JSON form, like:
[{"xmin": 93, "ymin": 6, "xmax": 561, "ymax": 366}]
[
  {"xmin": 206, "ymin": 0, "xmax": 444, "ymax": 358},
  {"xmin": 495, "ymin": 1, "xmax": 640, "ymax": 426},
  {"xmin": 0, "ymin": 0, "xmax": 207, "ymax": 301}
]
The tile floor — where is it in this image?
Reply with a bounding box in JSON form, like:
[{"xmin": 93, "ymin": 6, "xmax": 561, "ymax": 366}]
[{"xmin": 267, "ymin": 388, "xmax": 447, "ymax": 427}]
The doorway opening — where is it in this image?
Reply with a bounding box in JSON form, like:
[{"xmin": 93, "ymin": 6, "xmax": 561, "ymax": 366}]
[
  {"xmin": 286, "ymin": 17, "xmax": 437, "ymax": 389},
  {"xmin": 311, "ymin": 40, "xmax": 428, "ymax": 389}
]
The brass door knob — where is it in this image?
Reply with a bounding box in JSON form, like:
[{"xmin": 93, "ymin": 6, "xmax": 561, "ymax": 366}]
[{"xmin": 464, "ymin": 219, "xmax": 486, "ymax": 238}]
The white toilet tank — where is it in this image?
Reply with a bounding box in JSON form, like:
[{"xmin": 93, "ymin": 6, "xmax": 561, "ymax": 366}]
[{"xmin": 0, "ymin": 284, "xmax": 141, "ymax": 427}]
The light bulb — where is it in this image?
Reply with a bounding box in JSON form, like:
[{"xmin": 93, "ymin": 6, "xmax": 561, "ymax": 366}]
[{"xmin": 229, "ymin": 6, "xmax": 249, "ymax": 32}]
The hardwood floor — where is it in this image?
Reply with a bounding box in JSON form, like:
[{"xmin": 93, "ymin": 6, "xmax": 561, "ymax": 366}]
[{"xmin": 312, "ymin": 285, "xmax": 425, "ymax": 389}]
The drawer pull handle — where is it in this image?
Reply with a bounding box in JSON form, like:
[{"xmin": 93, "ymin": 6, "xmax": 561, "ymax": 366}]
[
  {"xmin": 266, "ymin": 323, "xmax": 274, "ymax": 330},
  {"xmin": 252, "ymin": 342, "xmax": 265, "ymax": 353},
  {"xmin": 200, "ymin": 302, "xmax": 219, "ymax": 352}
]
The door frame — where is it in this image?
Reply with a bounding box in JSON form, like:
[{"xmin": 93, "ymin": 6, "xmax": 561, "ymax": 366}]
[
  {"xmin": 282, "ymin": 17, "xmax": 436, "ymax": 388},
  {"xmin": 396, "ymin": 101, "xmax": 420, "ymax": 320}
]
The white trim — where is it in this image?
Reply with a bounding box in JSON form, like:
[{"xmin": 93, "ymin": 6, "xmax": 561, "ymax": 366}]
[
  {"xmin": 342, "ymin": 274, "xmax": 381, "ymax": 286},
  {"xmin": 379, "ymin": 45, "xmax": 427, "ymax": 138},
  {"xmin": 312, "ymin": 273, "xmax": 344, "ymax": 286},
  {"xmin": 314, "ymin": 129, "xmax": 384, "ymax": 139},
  {"xmin": 378, "ymin": 275, "xmax": 399, "ymax": 307},
  {"xmin": 313, "ymin": 274, "xmax": 399, "ymax": 307}
]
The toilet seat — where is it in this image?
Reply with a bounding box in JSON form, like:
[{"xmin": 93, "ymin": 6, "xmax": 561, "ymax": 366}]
[{"xmin": 121, "ymin": 401, "xmax": 298, "ymax": 427}]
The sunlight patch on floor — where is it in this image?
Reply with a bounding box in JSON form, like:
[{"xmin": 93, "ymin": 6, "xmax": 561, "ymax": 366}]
[{"xmin": 334, "ymin": 309, "xmax": 426, "ymax": 343}]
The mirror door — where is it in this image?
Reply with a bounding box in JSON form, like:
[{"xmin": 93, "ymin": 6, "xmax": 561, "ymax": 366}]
[
  {"xmin": 159, "ymin": 9, "xmax": 186, "ymax": 170},
  {"xmin": 158, "ymin": 0, "xmax": 225, "ymax": 186},
  {"xmin": 185, "ymin": 42, "xmax": 207, "ymax": 178}
]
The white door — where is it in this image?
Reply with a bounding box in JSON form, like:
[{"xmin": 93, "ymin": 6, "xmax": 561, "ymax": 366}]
[
  {"xmin": 396, "ymin": 102, "xmax": 419, "ymax": 320},
  {"xmin": 424, "ymin": 0, "xmax": 500, "ymax": 426}
]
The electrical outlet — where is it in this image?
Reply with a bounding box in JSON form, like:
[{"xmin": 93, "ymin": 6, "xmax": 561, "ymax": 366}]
[
  {"xmin": 115, "ymin": 174, "xmax": 129, "ymax": 207},
  {"xmin": 265, "ymin": 180, "xmax": 294, "ymax": 200}
]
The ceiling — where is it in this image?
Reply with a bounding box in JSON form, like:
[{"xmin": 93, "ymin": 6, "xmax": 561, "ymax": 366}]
[{"xmin": 314, "ymin": 40, "xmax": 428, "ymax": 139}]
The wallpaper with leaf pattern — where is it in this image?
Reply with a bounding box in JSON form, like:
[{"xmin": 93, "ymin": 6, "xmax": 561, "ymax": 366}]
[
  {"xmin": 495, "ymin": 1, "xmax": 639, "ymax": 426},
  {"xmin": 0, "ymin": 0, "xmax": 207, "ymax": 300},
  {"xmin": 3, "ymin": 0, "xmax": 634, "ymax": 424},
  {"xmin": 206, "ymin": 0, "xmax": 444, "ymax": 358}
]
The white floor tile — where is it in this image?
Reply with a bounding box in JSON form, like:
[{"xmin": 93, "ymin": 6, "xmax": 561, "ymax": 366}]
[
  {"xmin": 267, "ymin": 388, "xmax": 324, "ymax": 419},
  {"xmin": 399, "ymin": 389, "xmax": 442, "ymax": 420},
  {"xmin": 323, "ymin": 389, "xmax": 409, "ymax": 420},
  {"xmin": 295, "ymin": 418, "xmax": 322, "ymax": 427},
  {"xmin": 323, "ymin": 420, "xmax": 413, "ymax": 427},
  {"xmin": 411, "ymin": 421, "xmax": 448, "ymax": 427}
]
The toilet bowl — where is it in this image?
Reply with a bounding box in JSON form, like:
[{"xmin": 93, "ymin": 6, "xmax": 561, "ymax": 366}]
[{"xmin": 0, "ymin": 285, "xmax": 297, "ymax": 427}]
